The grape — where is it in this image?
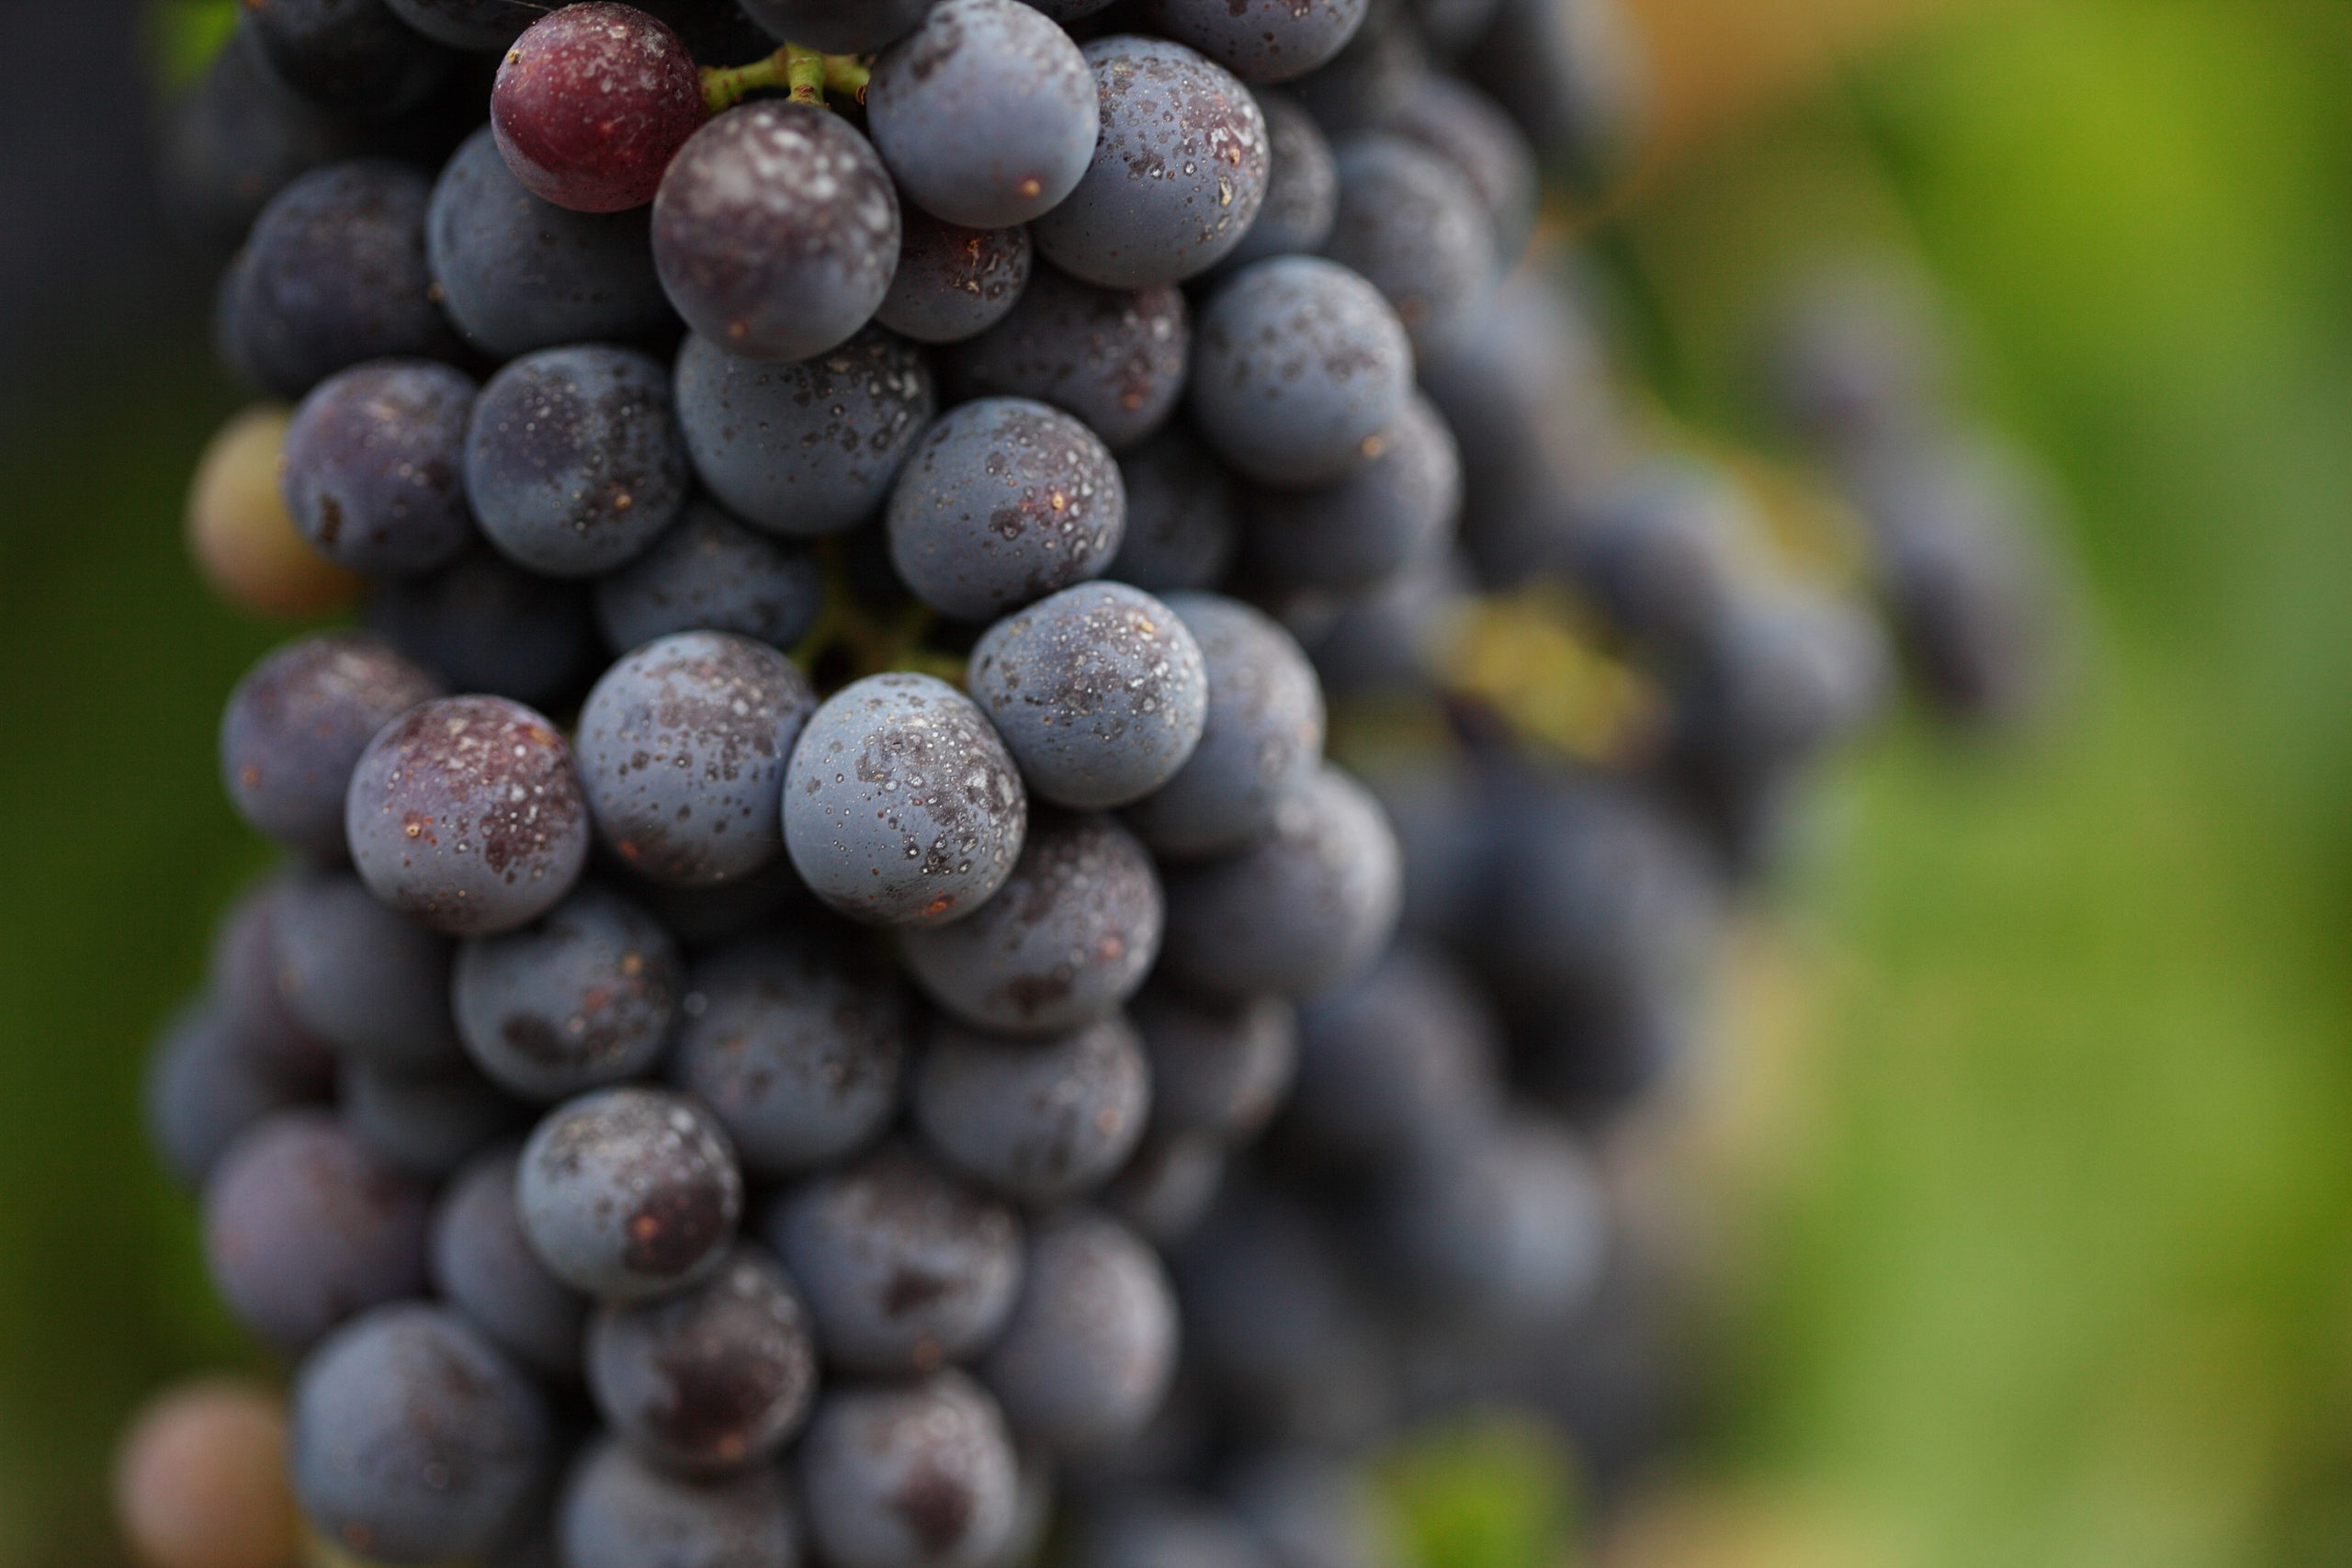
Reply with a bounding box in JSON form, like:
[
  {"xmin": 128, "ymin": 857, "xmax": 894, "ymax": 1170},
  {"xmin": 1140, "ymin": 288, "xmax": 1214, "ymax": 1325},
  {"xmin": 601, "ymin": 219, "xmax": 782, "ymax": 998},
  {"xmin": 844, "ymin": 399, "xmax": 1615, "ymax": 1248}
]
[
  {"xmin": 368, "ymin": 546, "xmax": 603, "ymax": 707},
  {"xmin": 586, "ymin": 1243, "xmax": 819, "ymax": 1472},
  {"xmin": 1243, "ymin": 391, "xmax": 1460, "ymax": 591},
  {"xmin": 289, "ymin": 1304, "xmax": 554, "ymax": 1562},
  {"xmin": 345, "ymin": 694, "xmax": 593, "ymax": 936},
  {"xmin": 1218, "ymin": 1451, "xmax": 1402, "ymax": 1568},
  {"xmin": 1462, "ymin": 0, "xmax": 1649, "ymax": 190},
  {"xmin": 427, "ymin": 126, "xmax": 676, "ymax": 360},
  {"xmin": 432, "ymin": 1144, "xmax": 592, "ymax": 1382},
  {"xmin": 1763, "ymin": 262, "xmax": 1943, "ymax": 449},
  {"xmin": 887, "ymin": 398, "xmax": 1125, "ymax": 620},
  {"xmin": 1287, "ymin": 8, "xmax": 1424, "ymax": 136},
  {"xmin": 575, "ymin": 632, "xmax": 817, "ymax": 886},
  {"xmin": 384, "ymin": 0, "xmax": 539, "ymax": 50},
  {"xmin": 201, "ymin": 1111, "xmax": 431, "ymax": 1357},
  {"xmin": 618, "ymin": 852, "xmax": 817, "ymax": 951},
  {"xmin": 1307, "ymin": 550, "xmax": 1464, "ymax": 700},
  {"xmin": 518, "ymin": 1085, "xmax": 744, "ymax": 1301},
  {"xmin": 112, "ymin": 1381, "xmax": 297, "ymax": 1568},
  {"xmin": 207, "ymin": 879, "xmax": 338, "ymax": 1092},
  {"xmin": 868, "ymin": 0, "xmax": 1101, "ymax": 230},
  {"xmin": 557, "ymin": 1438, "xmax": 802, "ymax": 1568},
  {"xmin": 764, "ymin": 1141, "xmax": 1023, "ymax": 1375},
  {"xmin": 1032, "ymin": 37, "xmax": 1272, "ymax": 288},
  {"xmin": 1122, "ymin": 592, "xmax": 1323, "ymax": 859},
  {"xmin": 219, "ymin": 632, "xmax": 442, "ymax": 860},
  {"xmin": 1188, "ymin": 256, "xmax": 1413, "ymax": 488},
  {"xmin": 797, "ymin": 1371, "xmax": 1021, "ymax": 1568},
  {"xmin": 941, "ymin": 265, "xmax": 1189, "ymax": 452},
  {"xmin": 877, "ymin": 210, "xmax": 1035, "ymax": 346},
  {"xmin": 1348, "ymin": 747, "xmax": 1482, "ymax": 938},
  {"xmin": 162, "ymin": 27, "xmax": 355, "ymax": 262},
  {"xmin": 1157, "ymin": 764, "xmax": 1400, "ymax": 1000},
  {"xmin": 1103, "ymin": 426, "xmax": 1238, "ymax": 592},
  {"xmin": 342, "ymin": 1056, "xmax": 525, "ymax": 1178},
  {"xmin": 1130, "ymin": 987, "xmax": 1295, "ymax": 1140},
  {"xmin": 653, "ymin": 102, "xmax": 900, "ymax": 363},
  {"xmin": 466, "ymin": 344, "xmax": 691, "ymax": 578},
  {"xmin": 911, "ymin": 1014, "xmax": 1150, "ymax": 1202},
  {"xmin": 594, "ymin": 499, "xmax": 826, "ymax": 654},
  {"xmin": 737, "ymin": 0, "xmax": 937, "ymax": 52},
  {"xmin": 187, "ymin": 404, "xmax": 366, "ymax": 619},
  {"xmin": 670, "ymin": 930, "xmax": 910, "ymax": 1177},
  {"xmin": 1514, "ymin": 983, "xmax": 1690, "ymax": 1122},
  {"xmin": 273, "ymin": 878, "xmax": 451, "ymax": 1071},
  {"xmin": 1668, "ymin": 585, "xmax": 1890, "ymax": 779},
  {"xmin": 145, "ymin": 1004, "xmax": 322, "ymax": 1190},
  {"xmin": 783, "ymin": 672, "xmax": 1030, "ymax": 927},
  {"xmin": 1565, "ymin": 458, "xmax": 1750, "ymax": 652},
  {"xmin": 1285, "ymin": 942, "xmax": 1500, "ymax": 1168},
  {"xmin": 1144, "ymin": 0, "xmax": 1367, "ymax": 84},
  {"xmin": 1099, "ymin": 1129, "xmax": 1225, "ymax": 1246},
  {"xmin": 1213, "ymin": 90, "xmax": 1336, "ymax": 277},
  {"xmin": 982, "ymin": 1448, "xmax": 1058, "ymax": 1568},
  {"xmin": 454, "ymin": 882, "xmax": 684, "ymax": 1102},
  {"xmin": 1369, "ymin": 1115, "xmax": 1605, "ymax": 1319},
  {"xmin": 1388, "ymin": 75, "xmax": 1537, "ymax": 267},
  {"xmin": 493, "ymin": 5, "xmax": 706, "ymax": 213},
  {"xmin": 1076, "ymin": 1493, "xmax": 1272, "ymax": 1568},
  {"xmin": 674, "ymin": 327, "xmax": 936, "ymax": 537},
  {"xmin": 280, "ymin": 359, "xmax": 479, "ymax": 578},
  {"xmin": 899, "ymin": 812, "xmax": 1164, "ymax": 1034},
  {"xmin": 248, "ymin": 0, "xmax": 454, "ymax": 121},
  {"xmin": 218, "ymin": 161, "xmax": 461, "ymax": 400},
  {"xmin": 978, "ymin": 1208, "xmax": 1176, "ymax": 1454},
  {"xmin": 967, "ymin": 582, "xmax": 1209, "ymax": 810},
  {"xmin": 1322, "ymin": 135, "xmax": 1496, "ymax": 356}
]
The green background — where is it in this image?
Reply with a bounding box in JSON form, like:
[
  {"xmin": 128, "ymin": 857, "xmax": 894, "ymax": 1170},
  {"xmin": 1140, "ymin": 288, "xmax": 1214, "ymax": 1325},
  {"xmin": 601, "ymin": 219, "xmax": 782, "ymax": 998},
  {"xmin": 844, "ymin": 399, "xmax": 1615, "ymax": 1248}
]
[{"xmin": 6, "ymin": 1, "xmax": 2352, "ymax": 1564}]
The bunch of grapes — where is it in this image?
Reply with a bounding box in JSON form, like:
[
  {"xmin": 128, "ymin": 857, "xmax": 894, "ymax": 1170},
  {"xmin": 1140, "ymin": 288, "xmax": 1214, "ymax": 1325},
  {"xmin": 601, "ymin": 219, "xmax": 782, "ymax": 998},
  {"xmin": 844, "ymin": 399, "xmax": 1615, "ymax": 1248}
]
[{"xmin": 125, "ymin": 3, "xmax": 2064, "ymax": 1568}]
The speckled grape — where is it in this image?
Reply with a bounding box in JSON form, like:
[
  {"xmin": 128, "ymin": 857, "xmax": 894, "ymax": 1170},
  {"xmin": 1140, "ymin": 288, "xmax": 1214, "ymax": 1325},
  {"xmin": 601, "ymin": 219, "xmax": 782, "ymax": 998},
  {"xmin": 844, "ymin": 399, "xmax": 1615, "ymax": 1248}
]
[
  {"xmin": 942, "ymin": 265, "xmax": 1189, "ymax": 452},
  {"xmin": 797, "ymin": 1371, "xmax": 1020, "ymax": 1568},
  {"xmin": 978, "ymin": 1207, "xmax": 1177, "ymax": 1454},
  {"xmin": 1147, "ymin": 0, "xmax": 1368, "ymax": 83},
  {"xmin": 1244, "ymin": 391, "xmax": 1460, "ymax": 590},
  {"xmin": 877, "ymin": 209, "xmax": 1035, "ymax": 345},
  {"xmin": 912, "ymin": 1014, "xmax": 1149, "ymax": 1202},
  {"xmin": 454, "ymin": 882, "xmax": 684, "ymax": 1102},
  {"xmin": 1213, "ymin": 89, "xmax": 1337, "ymax": 276},
  {"xmin": 281, "ymin": 360, "xmax": 479, "ymax": 577},
  {"xmin": 518, "ymin": 1085, "xmax": 744, "ymax": 1302},
  {"xmin": 1104, "ymin": 425, "xmax": 1239, "ymax": 592}
]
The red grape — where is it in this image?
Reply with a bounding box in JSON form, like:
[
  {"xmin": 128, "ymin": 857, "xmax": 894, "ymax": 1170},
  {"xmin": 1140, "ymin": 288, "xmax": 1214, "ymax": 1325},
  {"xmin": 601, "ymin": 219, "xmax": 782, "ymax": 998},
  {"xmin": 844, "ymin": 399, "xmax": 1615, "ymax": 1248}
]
[{"xmin": 492, "ymin": 4, "xmax": 707, "ymax": 213}]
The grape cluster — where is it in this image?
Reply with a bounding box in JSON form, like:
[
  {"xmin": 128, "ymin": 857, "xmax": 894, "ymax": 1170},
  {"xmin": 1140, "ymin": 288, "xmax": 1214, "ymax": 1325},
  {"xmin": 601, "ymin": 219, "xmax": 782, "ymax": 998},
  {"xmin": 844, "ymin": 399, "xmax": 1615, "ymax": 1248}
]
[{"xmin": 130, "ymin": 2, "xmax": 2065, "ymax": 1566}]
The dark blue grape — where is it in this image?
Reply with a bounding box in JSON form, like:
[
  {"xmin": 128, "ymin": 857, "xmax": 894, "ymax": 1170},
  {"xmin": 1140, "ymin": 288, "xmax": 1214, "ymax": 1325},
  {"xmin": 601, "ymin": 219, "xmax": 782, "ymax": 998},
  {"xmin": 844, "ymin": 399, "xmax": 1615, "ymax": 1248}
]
[
  {"xmin": 1462, "ymin": 0, "xmax": 1649, "ymax": 191},
  {"xmin": 220, "ymin": 632, "xmax": 444, "ymax": 861},
  {"xmin": 218, "ymin": 161, "xmax": 462, "ymax": 400},
  {"xmin": 1369, "ymin": 1114, "xmax": 1605, "ymax": 1319},
  {"xmin": 595, "ymin": 499, "xmax": 827, "ymax": 656},
  {"xmin": 1105, "ymin": 425, "xmax": 1238, "ymax": 592},
  {"xmin": 1032, "ymin": 37, "xmax": 1272, "ymax": 288},
  {"xmin": 1348, "ymin": 744, "xmax": 1481, "ymax": 937},
  {"xmin": 467, "ymin": 344, "xmax": 690, "ymax": 578},
  {"xmin": 208, "ymin": 877, "xmax": 340, "ymax": 1092},
  {"xmin": 345, "ymin": 694, "xmax": 593, "ymax": 936},
  {"xmin": 289, "ymin": 1303, "xmax": 555, "ymax": 1562},
  {"xmin": 1284, "ymin": 942, "xmax": 1499, "ymax": 1169},
  {"xmin": 1131, "ymin": 986, "xmax": 1295, "ymax": 1140},
  {"xmin": 1189, "ymin": 256, "xmax": 1413, "ymax": 487},
  {"xmin": 575, "ymin": 632, "xmax": 817, "ymax": 887},
  {"xmin": 653, "ymin": 102, "xmax": 900, "ymax": 363},
  {"xmin": 967, "ymin": 583, "xmax": 1208, "ymax": 810},
  {"xmin": 899, "ymin": 812, "xmax": 1163, "ymax": 1034},
  {"xmin": 367, "ymin": 546, "xmax": 603, "ymax": 708},
  {"xmin": 737, "ymin": 0, "xmax": 935, "ymax": 51},
  {"xmin": 1218, "ymin": 1451, "xmax": 1402, "ymax": 1568},
  {"xmin": 587, "ymin": 1243, "xmax": 819, "ymax": 1473},
  {"xmin": 943, "ymin": 265, "xmax": 1189, "ymax": 452},
  {"xmin": 1389, "ymin": 74, "xmax": 1536, "ymax": 267},
  {"xmin": 557, "ymin": 1438, "xmax": 801, "ymax": 1568},
  {"xmin": 342, "ymin": 1055, "xmax": 525, "ymax": 1178},
  {"xmin": 1515, "ymin": 981, "xmax": 1693, "ymax": 1122},
  {"xmin": 1122, "ymin": 592, "xmax": 1323, "ymax": 858},
  {"xmin": 887, "ymin": 398, "xmax": 1126, "ymax": 621},
  {"xmin": 1077, "ymin": 1492, "xmax": 1272, "ymax": 1568},
  {"xmin": 247, "ymin": 0, "xmax": 455, "ymax": 121},
  {"xmin": 912, "ymin": 1015, "xmax": 1149, "ymax": 1202},
  {"xmin": 454, "ymin": 882, "xmax": 684, "ymax": 1102},
  {"xmin": 1565, "ymin": 457, "xmax": 1750, "ymax": 653},
  {"xmin": 670, "ymin": 930, "xmax": 910, "ymax": 1178},
  {"xmin": 428, "ymin": 126, "xmax": 675, "ymax": 360},
  {"xmin": 784, "ymin": 673, "xmax": 1030, "ymax": 928},
  {"xmin": 282, "ymin": 360, "xmax": 479, "ymax": 578},
  {"xmin": 798, "ymin": 1371, "xmax": 1021, "ymax": 1568},
  {"xmin": 868, "ymin": 0, "xmax": 1101, "ymax": 229},
  {"xmin": 144, "ymin": 1003, "xmax": 323, "ymax": 1190},
  {"xmin": 1158, "ymin": 765, "xmax": 1399, "ymax": 1000},
  {"xmin": 1323, "ymin": 135, "xmax": 1495, "ymax": 356},
  {"xmin": 1146, "ymin": 0, "xmax": 1367, "ymax": 84},
  {"xmin": 202, "ymin": 1111, "xmax": 431, "ymax": 1357},
  {"xmin": 519, "ymin": 1086, "xmax": 744, "ymax": 1301},
  {"xmin": 979, "ymin": 1208, "xmax": 1176, "ymax": 1455},
  {"xmin": 1305, "ymin": 547, "xmax": 1464, "ymax": 700},
  {"xmin": 765, "ymin": 1141, "xmax": 1023, "ymax": 1375},
  {"xmin": 675, "ymin": 327, "xmax": 937, "ymax": 537},
  {"xmin": 1287, "ymin": 7, "xmax": 1423, "ymax": 135},
  {"xmin": 1410, "ymin": 0, "xmax": 1503, "ymax": 54},
  {"xmin": 432, "ymin": 1144, "xmax": 591, "ymax": 1382},
  {"xmin": 877, "ymin": 209, "xmax": 1035, "ymax": 346},
  {"xmin": 1243, "ymin": 391, "xmax": 1459, "ymax": 590},
  {"xmin": 1668, "ymin": 585, "xmax": 1891, "ymax": 779},
  {"xmin": 384, "ymin": 0, "xmax": 537, "ymax": 49},
  {"xmin": 1100, "ymin": 1130, "xmax": 1225, "ymax": 1246},
  {"xmin": 1213, "ymin": 90, "xmax": 1336, "ymax": 277}
]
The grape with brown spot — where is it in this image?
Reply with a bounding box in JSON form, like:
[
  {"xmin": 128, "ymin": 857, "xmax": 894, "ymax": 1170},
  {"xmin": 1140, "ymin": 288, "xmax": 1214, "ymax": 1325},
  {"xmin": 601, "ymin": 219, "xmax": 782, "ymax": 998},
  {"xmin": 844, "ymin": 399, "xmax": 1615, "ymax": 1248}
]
[{"xmin": 493, "ymin": 4, "xmax": 706, "ymax": 214}]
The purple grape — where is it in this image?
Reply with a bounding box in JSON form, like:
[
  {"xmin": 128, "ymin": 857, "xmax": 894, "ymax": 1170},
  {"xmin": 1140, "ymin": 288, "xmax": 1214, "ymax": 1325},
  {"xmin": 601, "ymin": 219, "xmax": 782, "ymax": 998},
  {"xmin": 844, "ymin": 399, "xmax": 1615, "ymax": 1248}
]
[
  {"xmin": 144, "ymin": 1003, "xmax": 324, "ymax": 1190},
  {"xmin": 342, "ymin": 1056, "xmax": 525, "ymax": 1178},
  {"xmin": 1077, "ymin": 1493, "xmax": 1272, "ymax": 1568},
  {"xmin": 432, "ymin": 1144, "xmax": 591, "ymax": 1382},
  {"xmin": 1131, "ymin": 986, "xmax": 1295, "ymax": 1140},
  {"xmin": 1369, "ymin": 1114, "xmax": 1606, "ymax": 1320},
  {"xmin": 911, "ymin": 1015, "xmax": 1150, "ymax": 1202},
  {"xmin": 1389, "ymin": 74, "xmax": 1537, "ymax": 266},
  {"xmin": 978, "ymin": 1208, "xmax": 1176, "ymax": 1454},
  {"xmin": 594, "ymin": 498, "xmax": 827, "ymax": 655},
  {"xmin": 1322, "ymin": 134, "xmax": 1497, "ymax": 356},
  {"xmin": 453, "ymin": 883, "xmax": 684, "ymax": 1102},
  {"xmin": 1242, "ymin": 391, "xmax": 1460, "ymax": 592},
  {"xmin": 1284, "ymin": 942, "xmax": 1500, "ymax": 1169},
  {"xmin": 1144, "ymin": 0, "xmax": 1368, "ymax": 84},
  {"xmin": 943, "ymin": 265, "xmax": 1188, "ymax": 454},
  {"xmin": 206, "ymin": 877, "xmax": 339, "ymax": 1092},
  {"xmin": 557, "ymin": 1438, "xmax": 801, "ymax": 1568},
  {"xmin": 246, "ymin": 0, "xmax": 455, "ymax": 121},
  {"xmin": 1213, "ymin": 88, "xmax": 1336, "ymax": 276},
  {"xmin": 518, "ymin": 1086, "xmax": 745, "ymax": 1302},
  {"xmin": 281, "ymin": 359, "xmax": 479, "ymax": 577},
  {"xmin": 1099, "ymin": 1130, "xmax": 1225, "ymax": 1247},
  {"xmin": 737, "ymin": 0, "xmax": 935, "ymax": 52},
  {"xmin": 1219, "ymin": 1450, "xmax": 1402, "ymax": 1568},
  {"xmin": 797, "ymin": 1372, "xmax": 1021, "ymax": 1568},
  {"xmin": 367, "ymin": 546, "xmax": 604, "ymax": 708},
  {"xmin": 877, "ymin": 209, "xmax": 1036, "ymax": 346},
  {"xmin": 1104, "ymin": 425, "xmax": 1239, "ymax": 592}
]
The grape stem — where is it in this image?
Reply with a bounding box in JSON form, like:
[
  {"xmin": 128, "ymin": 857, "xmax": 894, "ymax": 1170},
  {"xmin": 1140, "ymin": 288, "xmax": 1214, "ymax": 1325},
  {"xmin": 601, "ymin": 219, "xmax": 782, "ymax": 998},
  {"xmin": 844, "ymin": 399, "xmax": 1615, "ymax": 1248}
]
[
  {"xmin": 791, "ymin": 544, "xmax": 967, "ymax": 689},
  {"xmin": 701, "ymin": 45, "xmax": 873, "ymax": 115}
]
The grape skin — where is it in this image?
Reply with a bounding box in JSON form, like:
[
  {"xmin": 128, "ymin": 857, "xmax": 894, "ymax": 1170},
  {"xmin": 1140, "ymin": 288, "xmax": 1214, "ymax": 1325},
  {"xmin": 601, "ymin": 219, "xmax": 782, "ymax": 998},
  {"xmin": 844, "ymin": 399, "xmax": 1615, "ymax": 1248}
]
[
  {"xmin": 453, "ymin": 883, "xmax": 684, "ymax": 1102},
  {"xmin": 1104, "ymin": 425, "xmax": 1239, "ymax": 592},
  {"xmin": 797, "ymin": 1371, "xmax": 1022, "ymax": 1568},
  {"xmin": 248, "ymin": 0, "xmax": 453, "ymax": 128},
  {"xmin": 1242, "ymin": 391, "xmax": 1461, "ymax": 592},
  {"xmin": 339, "ymin": 1056, "xmax": 523, "ymax": 1179},
  {"xmin": 1078, "ymin": 1493, "xmax": 1272, "ymax": 1568},
  {"xmin": 1211, "ymin": 89, "xmax": 1336, "ymax": 278},
  {"xmin": 1144, "ymin": 0, "xmax": 1369, "ymax": 85},
  {"xmin": 367, "ymin": 546, "xmax": 603, "ymax": 708},
  {"xmin": 144, "ymin": 1004, "xmax": 322, "ymax": 1190},
  {"xmin": 430, "ymin": 1145, "xmax": 591, "ymax": 1382},
  {"xmin": 1389, "ymin": 74, "xmax": 1539, "ymax": 267},
  {"xmin": 557, "ymin": 1438, "xmax": 802, "ymax": 1568},
  {"xmin": 1099, "ymin": 1129, "xmax": 1226, "ymax": 1247},
  {"xmin": 281, "ymin": 359, "xmax": 479, "ymax": 577},
  {"xmin": 1130, "ymin": 986, "xmax": 1296, "ymax": 1141},
  {"xmin": 492, "ymin": 5, "xmax": 706, "ymax": 214},
  {"xmin": 941, "ymin": 265, "xmax": 1190, "ymax": 453},
  {"xmin": 1285, "ymin": 942, "xmax": 1502, "ymax": 1170},
  {"xmin": 1218, "ymin": 1450, "xmax": 1402, "ymax": 1568},
  {"xmin": 879, "ymin": 209, "xmax": 1036, "ymax": 346},
  {"xmin": 738, "ymin": 0, "xmax": 937, "ymax": 53},
  {"xmin": 653, "ymin": 102, "xmax": 901, "ymax": 364},
  {"xmin": 1368, "ymin": 1114, "xmax": 1607, "ymax": 1320},
  {"xmin": 519, "ymin": 1086, "xmax": 745, "ymax": 1303},
  {"xmin": 978, "ymin": 1208, "xmax": 1177, "ymax": 1455},
  {"xmin": 187, "ymin": 403, "xmax": 366, "ymax": 619},
  {"xmin": 594, "ymin": 498, "xmax": 827, "ymax": 655},
  {"xmin": 206, "ymin": 879, "xmax": 339, "ymax": 1093},
  {"xmin": 911, "ymin": 1014, "xmax": 1150, "ymax": 1203},
  {"xmin": 113, "ymin": 1381, "xmax": 299, "ymax": 1568},
  {"xmin": 1322, "ymin": 135, "xmax": 1497, "ymax": 356}
]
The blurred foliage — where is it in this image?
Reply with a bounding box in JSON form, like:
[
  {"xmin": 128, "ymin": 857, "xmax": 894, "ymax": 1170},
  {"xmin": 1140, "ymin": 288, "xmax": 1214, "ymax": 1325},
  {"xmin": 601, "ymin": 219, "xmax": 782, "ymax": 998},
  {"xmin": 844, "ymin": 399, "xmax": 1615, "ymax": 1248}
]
[{"xmin": 1384, "ymin": 1413, "xmax": 1584, "ymax": 1568}]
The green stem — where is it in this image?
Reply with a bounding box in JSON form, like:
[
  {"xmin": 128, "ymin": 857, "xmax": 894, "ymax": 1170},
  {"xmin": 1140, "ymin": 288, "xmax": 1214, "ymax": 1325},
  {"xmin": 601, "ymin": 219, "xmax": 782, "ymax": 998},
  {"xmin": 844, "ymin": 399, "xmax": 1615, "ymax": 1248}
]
[
  {"xmin": 783, "ymin": 42, "xmax": 828, "ymax": 105},
  {"xmin": 825, "ymin": 54, "xmax": 873, "ymax": 104},
  {"xmin": 701, "ymin": 45, "xmax": 866, "ymax": 115}
]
